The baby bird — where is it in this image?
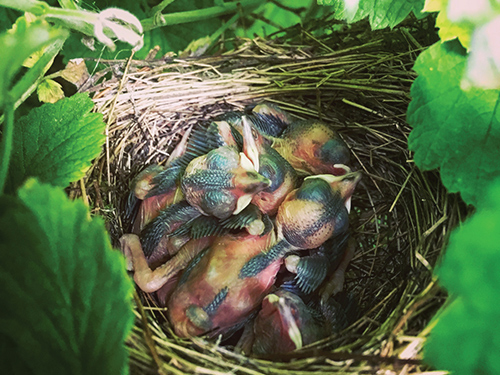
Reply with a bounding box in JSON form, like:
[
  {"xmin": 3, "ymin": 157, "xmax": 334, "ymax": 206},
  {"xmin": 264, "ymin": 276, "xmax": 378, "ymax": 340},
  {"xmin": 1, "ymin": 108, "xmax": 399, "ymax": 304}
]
[
  {"xmin": 138, "ymin": 119, "xmax": 241, "ymax": 224},
  {"xmin": 249, "ymin": 289, "xmax": 351, "ymax": 355},
  {"xmin": 239, "ymin": 168, "xmax": 361, "ymax": 279},
  {"xmin": 123, "ymin": 126, "xmax": 193, "ymax": 234},
  {"xmin": 217, "ymin": 102, "xmax": 292, "ymax": 138},
  {"xmin": 140, "ymin": 119, "xmax": 270, "ymax": 256},
  {"xmin": 167, "ymin": 225, "xmax": 280, "ymax": 338},
  {"xmin": 272, "ymin": 120, "xmax": 351, "ymax": 176},
  {"xmin": 181, "ymin": 144, "xmax": 270, "ymax": 220}
]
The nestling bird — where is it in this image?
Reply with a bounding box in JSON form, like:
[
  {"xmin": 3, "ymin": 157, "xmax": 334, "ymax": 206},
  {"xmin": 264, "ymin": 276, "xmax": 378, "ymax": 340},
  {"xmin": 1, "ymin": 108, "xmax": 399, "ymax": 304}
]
[
  {"xmin": 135, "ymin": 118, "xmax": 242, "ymax": 229},
  {"xmin": 272, "ymin": 120, "xmax": 351, "ymax": 176},
  {"xmin": 239, "ymin": 167, "xmax": 361, "ymax": 279},
  {"xmin": 216, "ymin": 101, "xmax": 292, "ymax": 138},
  {"xmin": 173, "ymin": 116, "xmax": 270, "ymax": 220},
  {"xmin": 123, "ymin": 125, "xmax": 193, "ymax": 234},
  {"xmin": 167, "ymin": 224, "xmax": 280, "ymax": 338},
  {"xmin": 181, "ymin": 144, "xmax": 270, "ymax": 220},
  {"xmin": 247, "ymin": 288, "xmax": 352, "ymax": 355},
  {"xmin": 140, "ymin": 118, "xmax": 270, "ymax": 257}
]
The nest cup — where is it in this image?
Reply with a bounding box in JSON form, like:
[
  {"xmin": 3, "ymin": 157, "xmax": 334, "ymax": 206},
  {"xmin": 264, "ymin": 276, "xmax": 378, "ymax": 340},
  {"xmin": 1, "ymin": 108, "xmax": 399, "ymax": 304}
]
[{"xmin": 82, "ymin": 18, "xmax": 466, "ymax": 374}]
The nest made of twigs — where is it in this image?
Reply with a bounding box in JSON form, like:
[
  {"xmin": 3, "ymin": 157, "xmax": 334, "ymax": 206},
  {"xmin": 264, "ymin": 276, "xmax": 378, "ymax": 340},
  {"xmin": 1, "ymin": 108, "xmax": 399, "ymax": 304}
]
[{"xmin": 78, "ymin": 16, "xmax": 466, "ymax": 375}]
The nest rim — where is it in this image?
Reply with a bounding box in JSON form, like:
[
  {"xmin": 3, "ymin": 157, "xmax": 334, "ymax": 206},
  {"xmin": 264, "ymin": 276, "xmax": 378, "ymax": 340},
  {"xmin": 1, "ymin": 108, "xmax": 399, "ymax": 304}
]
[{"xmin": 80, "ymin": 18, "xmax": 466, "ymax": 375}]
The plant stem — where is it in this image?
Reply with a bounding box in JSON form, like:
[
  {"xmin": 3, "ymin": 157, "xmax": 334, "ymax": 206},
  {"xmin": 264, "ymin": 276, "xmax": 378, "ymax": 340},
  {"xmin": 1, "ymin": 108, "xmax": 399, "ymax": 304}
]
[
  {"xmin": 0, "ymin": 0, "xmax": 48, "ymax": 14},
  {"xmin": 212, "ymin": 12, "xmax": 239, "ymax": 42},
  {"xmin": 0, "ymin": 95, "xmax": 14, "ymax": 195},
  {"xmin": 0, "ymin": 0, "xmax": 97, "ymax": 34},
  {"xmin": 141, "ymin": 0, "xmax": 265, "ymax": 32},
  {"xmin": 42, "ymin": 8, "xmax": 97, "ymax": 36}
]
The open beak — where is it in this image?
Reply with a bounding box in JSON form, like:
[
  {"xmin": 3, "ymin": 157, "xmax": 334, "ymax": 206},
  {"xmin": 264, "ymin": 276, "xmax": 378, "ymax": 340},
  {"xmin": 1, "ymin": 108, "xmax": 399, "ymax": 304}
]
[
  {"xmin": 339, "ymin": 171, "xmax": 362, "ymax": 212},
  {"xmin": 241, "ymin": 116, "xmax": 260, "ymax": 172},
  {"xmin": 275, "ymin": 296, "xmax": 303, "ymax": 350},
  {"xmin": 304, "ymin": 168, "xmax": 362, "ymax": 213}
]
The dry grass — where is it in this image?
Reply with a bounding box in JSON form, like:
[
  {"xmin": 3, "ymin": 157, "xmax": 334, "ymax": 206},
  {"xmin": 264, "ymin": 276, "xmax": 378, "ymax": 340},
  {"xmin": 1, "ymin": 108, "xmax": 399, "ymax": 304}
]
[{"xmin": 78, "ymin": 16, "xmax": 465, "ymax": 375}]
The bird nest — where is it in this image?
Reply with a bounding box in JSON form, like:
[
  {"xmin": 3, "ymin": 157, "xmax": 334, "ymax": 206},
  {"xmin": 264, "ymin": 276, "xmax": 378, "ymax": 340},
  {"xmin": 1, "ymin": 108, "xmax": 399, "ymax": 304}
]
[{"xmin": 79, "ymin": 16, "xmax": 466, "ymax": 375}]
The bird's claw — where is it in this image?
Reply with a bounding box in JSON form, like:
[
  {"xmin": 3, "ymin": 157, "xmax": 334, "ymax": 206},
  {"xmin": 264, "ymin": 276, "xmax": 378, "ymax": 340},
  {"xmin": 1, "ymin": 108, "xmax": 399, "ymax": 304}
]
[{"xmin": 320, "ymin": 268, "xmax": 346, "ymax": 304}]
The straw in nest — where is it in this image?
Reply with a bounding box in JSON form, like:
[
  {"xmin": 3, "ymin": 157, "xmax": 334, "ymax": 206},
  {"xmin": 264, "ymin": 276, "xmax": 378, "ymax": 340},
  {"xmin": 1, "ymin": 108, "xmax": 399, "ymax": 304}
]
[{"xmin": 78, "ymin": 18, "xmax": 466, "ymax": 375}]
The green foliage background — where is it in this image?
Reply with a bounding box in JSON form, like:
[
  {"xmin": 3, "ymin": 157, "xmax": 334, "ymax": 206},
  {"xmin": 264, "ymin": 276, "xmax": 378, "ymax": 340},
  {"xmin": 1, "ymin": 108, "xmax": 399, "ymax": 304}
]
[
  {"xmin": 0, "ymin": 179, "xmax": 134, "ymax": 374},
  {"xmin": 407, "ymin": 41, "xmax": 500, "ymax": 207},
  {"xmin": 1, "ymin": 0, "xmax": 500, "ymax": 374},
  {"xmin": 425, "ymin": 180, "xmax": 500, "ymax": 375},
  {"xmin": 6, "ymin": 93, "xmax": 105, "ymax": 193}
]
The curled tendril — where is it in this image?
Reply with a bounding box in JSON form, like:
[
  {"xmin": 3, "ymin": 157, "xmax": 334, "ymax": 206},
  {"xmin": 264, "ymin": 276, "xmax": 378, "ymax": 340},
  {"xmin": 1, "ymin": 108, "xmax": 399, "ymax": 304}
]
[{"xmin": 94, "ymin": 8, "xmax": 143, "ymax": 52}]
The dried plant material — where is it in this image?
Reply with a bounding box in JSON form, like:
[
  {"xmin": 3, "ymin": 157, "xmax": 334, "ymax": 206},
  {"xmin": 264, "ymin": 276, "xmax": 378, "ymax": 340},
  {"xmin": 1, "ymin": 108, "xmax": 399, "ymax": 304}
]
[
  {"xmin": 81, "ymin": 19, "xmax": 465, "ymax": 375},
  {"xmin": 60, "ymin": 58, "xmax": 90, "ymax": 88}
]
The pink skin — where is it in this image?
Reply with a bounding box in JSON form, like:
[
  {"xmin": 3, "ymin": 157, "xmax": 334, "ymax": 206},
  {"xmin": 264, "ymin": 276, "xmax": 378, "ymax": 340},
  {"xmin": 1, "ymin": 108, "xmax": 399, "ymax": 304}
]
[
  {"xmin": 167, "ymin": 231, "xmax": 280, "ymax": 338},
  {"xmin": 251, "ymin": 289, "xmax": 326, "ymax": 355},
  {"xmin": 120, "ymin": 234, "xmax": 214, "ymax": 294},
  {"xmin": 132, "ymin": 192, "xmax": 179, "ymax": 235}
]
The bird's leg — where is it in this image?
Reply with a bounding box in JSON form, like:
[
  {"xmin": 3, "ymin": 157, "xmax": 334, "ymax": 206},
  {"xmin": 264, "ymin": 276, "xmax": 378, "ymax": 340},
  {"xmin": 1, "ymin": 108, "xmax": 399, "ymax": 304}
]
[
  {"xmin": 120, "ymin": 234, "xmax": 212, "ymax": 293},
  {"xmin": 320, "ymin": 238, "xmax": 356, "ymax": 302},
  {"xmin": 234, "ymin": 319, "xmax": 256, "ymax": 355}
]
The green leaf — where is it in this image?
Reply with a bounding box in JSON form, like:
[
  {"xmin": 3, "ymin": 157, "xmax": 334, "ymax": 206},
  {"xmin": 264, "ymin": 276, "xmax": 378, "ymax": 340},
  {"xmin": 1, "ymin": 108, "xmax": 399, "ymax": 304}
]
[
  {"xmin": 7, "ymin": 93, "xmax": 106, "ymax": 193},
  {"xmin": 37, "ymin": 78, "xmax": 64, "ymax": 103},
  {"xmin": 370, "ymin": 0, "xmax": 426, "ymax": 28},
  {"xmin": 425, "ymin": 298, "xmax": 500, "ymax": 375},
  {"xmin": 321, "ymin": 0, "xmax": 426, "ymax": 29},
  {"xmin": 436, "ymin": 179, "xmax": 500, "ymax": 308},
  {"xmin": 317, "ymin": 0, "xmax": 346, "ymax": 18},
  {"xmin": 435, "ymin": 9, "xmax": 473, "ymax": 49},
  {"xmin": 0, "ymin": 6, "xmax": 21, "ymax": 33},
  {"xmin": 0, "ymin": 179, "xmax": 134, "ymax": 374},
  {"xmin": 0, "ymin": 17, "xmax": 67, "ymax": 106},
  {"xmin": 423, "ymin": 0, "xmax": 474, "ymax": 49},
  {"xmin": 407, "ymin": 41, "xmax": 500, "ymax": 206},
  {"xmin": 424, "ymin": 180, "xmax": 500, "ymax": 374}
]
